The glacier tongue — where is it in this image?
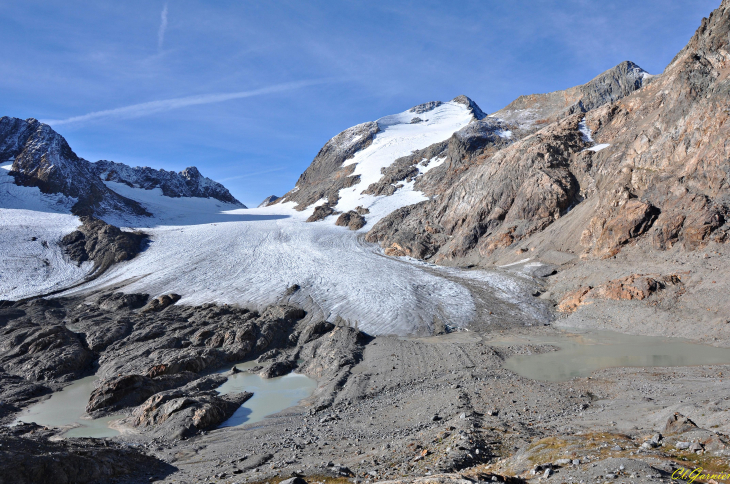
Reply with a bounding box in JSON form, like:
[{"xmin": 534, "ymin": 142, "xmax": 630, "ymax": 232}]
[{"xmin": 54, "ymin": 182, "xmax": 544, "ymax": 336}]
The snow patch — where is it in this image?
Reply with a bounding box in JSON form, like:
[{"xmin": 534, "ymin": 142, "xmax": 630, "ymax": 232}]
[{"xmin": 578, "ymin": 119, "xmax": 594, "ymax": 143}]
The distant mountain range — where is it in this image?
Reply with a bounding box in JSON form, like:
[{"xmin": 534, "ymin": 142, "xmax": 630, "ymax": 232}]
[{"xmin": 0, "ymin": 117, "xmax": 244, "ymax": 217}]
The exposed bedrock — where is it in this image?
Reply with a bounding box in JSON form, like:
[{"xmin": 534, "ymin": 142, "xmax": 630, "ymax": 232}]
[
  {"xmin": 366, "ymin": 114, "xmax": 587, "ymax": 260},
  {"xmin": 0, "ymin": 116, "xmax": 151, "ymax": 217},
  {"xmin": 281, "ymin": 121, "xmax": 380, "ymax": 211},
  {"xmin": 0, "ymin": 291, "xmax": 368, "ymax": 436},
  {"xmin": 366, "ymin": 25, "xmax": 729, "ymax": 264},
  {"xmin": 61, "ymin": 216, "xmax": 148, "ymax": 277},
  {"xmin": 119, "ymin": 374, "xmax": 253, "ymax": 439},
  {"xmin": 0, "ymin": 423, "xmax": 174, "ymax": 484}
]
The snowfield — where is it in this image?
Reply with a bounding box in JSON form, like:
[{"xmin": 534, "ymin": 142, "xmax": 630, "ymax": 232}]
[{"xmin": 0, "ymin": 162, "xmax": 92, "ymax": 299}]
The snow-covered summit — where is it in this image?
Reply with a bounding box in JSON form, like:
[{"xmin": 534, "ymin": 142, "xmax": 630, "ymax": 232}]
[{"xmin": 278, "ymin": 96, "xmax": 493, "ymax": 227}]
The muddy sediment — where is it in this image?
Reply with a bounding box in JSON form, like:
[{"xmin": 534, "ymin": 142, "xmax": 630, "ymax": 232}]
[{"xmin": 2, "ymin": 283, "xmax": 729, "ymax": 484}]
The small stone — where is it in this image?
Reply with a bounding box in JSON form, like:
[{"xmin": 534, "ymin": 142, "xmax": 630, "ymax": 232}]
[
  {"xmin": 676, "ymin": 441, "xmax": 690, "ymax": 450},
  {"xmin": 279, "ymin": 478, "xmax": 307, "ymax": 484},
  {"xmin": 543, "ymin": 468, "xmax": 553, "ymax": 478}
]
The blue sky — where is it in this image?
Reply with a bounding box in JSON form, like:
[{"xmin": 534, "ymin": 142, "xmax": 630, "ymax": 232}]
[{"xmin": 0, "ymin": 1, "xmax": 718, "ymax": 207}]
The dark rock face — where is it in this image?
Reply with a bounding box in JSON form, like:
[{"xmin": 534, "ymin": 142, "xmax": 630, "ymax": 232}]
[
  {"xmin": 0, "ymin": 117, "xmax": 150, "ymax": 217},
  {"xmin": 0, "ymin": 370, "xmax": 50, "ymax": 421},
  {"xmin": 491, "ymin": 61, "xmax": 650, "ymax": 131},
  {"xmin": 0, "ymin": 424, "xmax": 173, "ymax": 484},
  {"xmin": 0, "ymin": 322, "xmax": 93, "ymax": 383},
  {"xmin": 306, "ymin": 203, "xmax": 338, "ymax": 222},
  {"xmin": 277, "ymin": 95, "xmax": 490, "ymax": 215},
  {"xmin": 129, "ymin": 387, "xmax": 252, "ymax": 439},
  {"xmin": 85, "ymin": 372, "xmax": 200, "ymax": 415},
  {"xmin": 280, "ymin": 121, "xmax": 380, "ymax": 210},
  {"xmin": 61, "ymin": 216, "xmax": 148, "ymax": 276},
  {"xmin": 364, "ymin": 5, "xmax": 730, "ymax": 264},
  {"xmin": 362, "ymin": 140, "xmax": 449, "ymax": 197},
  {"xmin": 409, "ymin": 101, "xmax": 442, "ymax": 114},
  {"xmin": 258, "ymin": 195, "xmax": 280, "ymax": 207},
  {"xmin": 91, "ymin": 160, "xmax": 243, "ymax": 206},
  {"xmin": 95, "ymin": 292, "xmax": 148, "ymax": 311},
  {"xmin": 0, "ymin": 292, "xmax": 371, "ymax": 441},
  {"xmin": 140, "ymin": 293, "xmax": 181, "ymax": 313},
  {"xmin": 451, "ymin": 95, "xmax": 487, "ymax": 120},
  {"xmin": 366, "ymin": 114, "xmax": 587, "ymax": 260}
]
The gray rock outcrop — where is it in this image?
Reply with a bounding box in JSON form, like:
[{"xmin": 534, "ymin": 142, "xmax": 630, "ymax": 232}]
[{"xmin": 91, "ymin": 160, "xmax": 243, "ymax": 205}]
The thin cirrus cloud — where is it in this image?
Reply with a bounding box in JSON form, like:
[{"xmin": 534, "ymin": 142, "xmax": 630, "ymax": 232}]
[
  {"xmin": 158, "ymin": 3, "xmax": 168, "ymax": 51},
  {"xmin": 218, "ymin": 167, "xmax": 287, "ymax": 182},
  {"xmin": 44, "ymin": 79, "xmax": 336, "ymax": 127}
]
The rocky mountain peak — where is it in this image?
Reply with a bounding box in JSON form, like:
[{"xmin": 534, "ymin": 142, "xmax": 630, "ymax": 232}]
[
  {"xmin": 182, "ymin": 166, "xmax": 201, "ymax": 179},
  {"xmin": 490, "ymin": 60, "xmax": 650, "ymax": 131},
  {"xmin": 451, "ymin": 95, "xmax": 487, "ymax": 120},
  {"xmin": 366, "ymin": 0, "xmax": 730, "ymax": 266},
  {"xmin": 258, "ymin": 195, "xmax": 280, "ymax": 207},
  {"xmin": 92, "ymin": 160, "xmax": 243, "ymax": 206}
]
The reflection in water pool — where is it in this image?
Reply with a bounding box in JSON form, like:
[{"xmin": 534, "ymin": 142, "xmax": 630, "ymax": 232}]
[
  {"xmin": 216, "ymin": 361, "xmax": 317, "ymax": 427},
  {"xmin": 489, "ymin": 329, "xmax": 730, "ymax": 382},
  {"xmin": 14, "ymin": 375, "xmax": 121, "ymax": 438}
]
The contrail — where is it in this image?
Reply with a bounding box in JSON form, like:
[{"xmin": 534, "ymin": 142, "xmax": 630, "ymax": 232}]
[
  {"xmin": 45, "ymin": 79, "xmax": 333, "ymax": 126},
  {"xmin": 158, "ymin": 4, "xmax": 168, "ymax": 51}
]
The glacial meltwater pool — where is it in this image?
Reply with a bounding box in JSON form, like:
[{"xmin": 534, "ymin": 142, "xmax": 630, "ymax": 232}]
[
  {"xmin": 216, "ymin": 361, "xmax": 318, "ymax": 427},
  {"xmin": 13, "ymin": 363, "xmax": 317, "ymax": 438},
  {"xmin": 14, "ymin": 375, "xmax": 122, "ymax": 438},
  {"xmin": 488, "ymin": 329, "xmax": 730, "ymax": 381}
]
